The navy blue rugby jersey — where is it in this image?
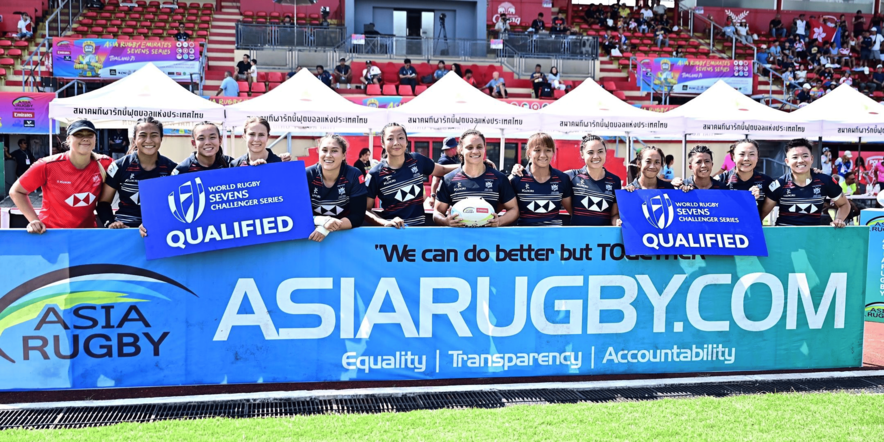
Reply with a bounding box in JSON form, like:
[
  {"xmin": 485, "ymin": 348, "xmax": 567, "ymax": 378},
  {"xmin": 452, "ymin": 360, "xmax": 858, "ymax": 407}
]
[
  {"xmin": 629, "ymin": 178, "xmax": 675, "ymax": 189},
  {"xmin": 718, "ymin": 170, "xmax": 773, "ymax": 213},
  {"xmin": 306, "ymin": 163, "xmax": 368, "ymax": 222},
  {"xmin": 105, "ymin": 153, "xmax": 177, "ymax": 227},
  {"xmin": 683, "ymin": 176, "xmax": 725, "ymax": 189},
  {"xmin": 437, "ymin": 167, "xmax": 516, "ymax": 212},
  {"xmin": 766, "ymin": 172, "xmax": 842, "ymax": 226},
  {"xmin": 230, "ymin": 149, "xmax": 282, "ymax": 167},
  {"xmin": 172, "ymin": 153, "xmax": 233, "ymax": 175},
  {"xmin": 365, "ymin": 152, "xmax": 436, "ymax": 226},
  {"xmin": 509, "ymin": 167, "xmax": 573, "ymax": 226},
  {"xmin": 566, "ymin": 167, "xmax": 621, "ymax": 226}
]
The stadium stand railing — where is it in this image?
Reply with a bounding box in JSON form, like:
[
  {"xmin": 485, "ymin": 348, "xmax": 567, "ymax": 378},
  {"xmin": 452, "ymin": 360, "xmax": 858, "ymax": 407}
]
[{"xmin": 236, "ymin": 23, "xmax": 346, "ymax": 49}]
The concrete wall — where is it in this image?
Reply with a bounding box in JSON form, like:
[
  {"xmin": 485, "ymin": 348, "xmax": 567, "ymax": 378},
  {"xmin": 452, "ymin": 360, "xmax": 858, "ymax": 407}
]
[{"xmin": 345, "ymin": 0, "xmax": 486, "ymax": 41}]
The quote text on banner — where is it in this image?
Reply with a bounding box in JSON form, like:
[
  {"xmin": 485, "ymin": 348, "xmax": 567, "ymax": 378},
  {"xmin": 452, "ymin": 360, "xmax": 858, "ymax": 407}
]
[
  {"xmin": 616, "ymin": 189, "xmax": 767, "ymax": 256},
  {"xmin": 0, "ymin": 227, "xmax": 865, "ymax": 391},
  {"xmin": 138, "ymin": 161, "xmax": 315, "ymax": 259}
]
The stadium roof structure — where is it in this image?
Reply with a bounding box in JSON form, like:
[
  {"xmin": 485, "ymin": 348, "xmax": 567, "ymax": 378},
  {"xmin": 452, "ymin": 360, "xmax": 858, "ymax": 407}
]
[
  {"xmin": 538, "ymin": 78, "xmax": 683, "ymax": 136},
  {"xmin": 48, "ymin": 63, "xmax": 225, "ymax": 129},
  {"xmin": 665, "ymin": 80, "xmax": 820, "ymax": 139},
  {"xmin": 387, "ymin": 72, "xmax": 541, "ymax": 133},
  {"xmin": 224, "ymin": 69, "xmax": 388, "ymax": 133},
  {"xmin": 792, "ymin": 84, "xmax": 884, "ymax": 140}
]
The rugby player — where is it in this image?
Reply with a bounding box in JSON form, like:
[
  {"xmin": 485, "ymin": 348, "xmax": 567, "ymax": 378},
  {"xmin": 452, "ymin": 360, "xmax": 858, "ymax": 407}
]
[
  {"xmin": 718, "ymin": 140, "xmax": 774, "ymax": 217},
  {"xmin": 173, "ymin": 122, "xmax": 233, "ymax": 174},
  {"xmin": 761, "ymin": 138, "xmax": 849, "ymax": 227},
  {"xmin": 230, "ymin": 117, "xmax": 290, "ymax": 167},
  {"xmin": 365, "ymin": 123, "xmax": 458, "ymax": 227},
  {"xmin": 678, "ymin": 145, "xmax": 725, "ymax": 190},
  {"xmin": 506, "ymin": 132, "xmax": 572, "ymax": 226},
  {"xmin": 305, "ymin": 134, "xmax": 367, "ymax": 242},
  {"xmin": 566, "ymin": 135, "xmax": 622, "ymax": 226},
  {"xmin": 98, "ymin": 117, "xmax": 176, "ymax": 238},
  {"xmin": 10, "ymin": 119, "xmax": 113, "ymax": 233},
  {"xmin": 433, "ymin": 129, "xmax": 519, "ymax": 227},
  {"xmin": 626, "ymin": 146, "xmax": 675, "ymax": 190}
]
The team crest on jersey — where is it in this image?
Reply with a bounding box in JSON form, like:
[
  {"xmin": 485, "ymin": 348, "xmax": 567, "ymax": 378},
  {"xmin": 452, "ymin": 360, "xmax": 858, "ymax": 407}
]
[
  {"xmin": 606, "ymin": 184, "xmax": 613, "ymax": 191},
  {"xmin": 486, "ymin": 181, "xmax": 494, "ymax": 189},
  {"xmin": 814, "ymin": 187, "xmax": 821, "ymax": 195},
  {"xmin": 551, "ymin": 184, "xmax": 559, "ymax": 192},
  {"xmin": 411, "ymin": 166, "xmax": 419, "ymax": 174},
  {"xmin": 92, "ymin": 175, "xmax": 101, "ymax": 185},
  {"xmin": 338, "ymin": 186, "xmax": 346, "ymax": 195}
]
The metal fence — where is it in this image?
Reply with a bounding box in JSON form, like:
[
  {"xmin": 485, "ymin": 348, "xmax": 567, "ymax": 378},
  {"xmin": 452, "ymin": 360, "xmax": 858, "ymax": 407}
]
[
  {"xmin": 47, "ymin": 0, "xmax": 85, "ymax": 37},
  {"xmin": 236, "ymin": 23, "xmax": 346, "ymax": 49},
  {"xmin": 339, "ymin": 36, "xmax": 500, "ymax": 59},
  {"xmin": 501, "ymin": 34, "xmax": 599, "ymax": 59}
]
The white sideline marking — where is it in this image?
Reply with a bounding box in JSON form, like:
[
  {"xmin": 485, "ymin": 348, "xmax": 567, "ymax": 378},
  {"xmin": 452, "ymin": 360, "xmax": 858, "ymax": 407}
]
[{"xmin": 2, "ymin": 369, "xmax": 883, "ymax": 411}]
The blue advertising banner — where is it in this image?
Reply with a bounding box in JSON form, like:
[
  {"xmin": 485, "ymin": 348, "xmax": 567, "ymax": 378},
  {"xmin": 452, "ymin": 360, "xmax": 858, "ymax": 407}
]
[
  {"xmin": 0, "ymin": 227, "xmax": 866, "ymax": 392},
  {"xmin": 138, "ymin": 161, "xmax": 315, "ymax": 260},
  {"xmin": 860, "ymin": 209, "xmax": 884, "ymax": 322},
  {"xmin": 616, "ymin": 190, "xmax": 767, "ymax": 257}
]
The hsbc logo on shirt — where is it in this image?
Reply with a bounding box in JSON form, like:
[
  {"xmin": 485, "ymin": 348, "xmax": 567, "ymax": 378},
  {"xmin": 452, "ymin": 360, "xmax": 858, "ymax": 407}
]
[{"xmin": 65, "ymin": 192, "xmax": 96, "ymax": 207}]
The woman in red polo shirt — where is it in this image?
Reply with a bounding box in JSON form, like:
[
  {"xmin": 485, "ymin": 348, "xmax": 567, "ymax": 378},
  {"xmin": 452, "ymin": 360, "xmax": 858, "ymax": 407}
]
[{"xmin": 10, "ymin": 119, "xmax": 113, "ymax": 234}]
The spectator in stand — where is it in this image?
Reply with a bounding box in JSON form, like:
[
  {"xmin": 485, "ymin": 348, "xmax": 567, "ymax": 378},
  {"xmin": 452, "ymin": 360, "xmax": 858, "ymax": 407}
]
[
  {"xmin": 453, "ymin": 63, "xmax": 463, "ymax": 78},
  {"xmin": 856, "ymin": 67, "xmax": 871, "ymax": 92},
  {"xmin": 315, "ymin": 65, "xmax": 332, "ymax": 87},
  {"xmin": 530, "ymin": 13, "xmax": 545, "ymax": 33},
  {"xmin": 840, "ymin": 171, "xmax": 858, "ymax": 196},
  {"xmin": 484, "ymin": 71, "xmax": 508, "ymax": 98},
  {"xmin": 174, "ymin": 23, "xmax": 190, "ymax": 42},
  {"xmin": 821, "ymin": 147, "xmax": 833, "ymax": 175},
  {"xmin": 287, "ymin": 66, "xmax": 303, "ymax": 78},
  {"xmin": 836, "ymin": 151, "xmax": 854, "ymax": 176},
  {"xmin": 873, "ymin": 13, "xmax": 884, "ymax": 33},
  {"xmin": 282, "ymin": 15, "xmax": 293, "ymax": 26},
  {"xmin": 548, "ymin": 67, "xmax": 568, "ymax": 91},
  {"xmin": 795, "ymin": 14, "xmax": 808, "ymax": 41},
  {"xmin": 463, "ymin": 69, "xmax": 478, "ymax": 87},
  {"xmin": 770, "ymin": 14, "xmax": 786, "ymax": 38},
  {"xmin": 672, "ymin": 46, "xmax": 683, "ymax": 58},
  {"xmin": 769, "ymin": 41, "xmax": 782, "ymax": 59},
  {"xmin": 861, "ymin": 30, "xmax": 874, "ymax": 67},
  {"xmin": 354, "ymin": 148, "xmax": 372, "ymax": 176},
  {"xmin": 601, "ymin": 31, "xmax": 616, "ymax": 54},
  {"xmin": 872, "ymin": 28, "xmax": 884, "ymax": 62},
  {"xmin": 795, "ymin": 38, "xmax": 807, "ymax": 59},
  {"xmin": 107, "ymin": 129, "xmax": 129, "ymax": 160},
  {"xmin": 333, "ymin": 58, "xmax": 352, "ymax": 89},
  {"xmin": 652, "ymin": 0, "xmax": 666, "ymax": 17},
  {"xmin": 797, "ymin": 83, "xmax": 811, "ymax": 103},
  {"xmin": 618, "ymin": 3, "xmax": 630, "ymax": 19},
  {"xmin": 249, "ymin": 58, "xmax": 258, "ymax": 85},
  {"xmin": 8, "ymin": 139, "xmax": 35, "ymax": 178},
  {"xmin": 867, "ymin": 64, "xmax": 884, "ymax": 91},
  {"xmin": 216, "ymin": 71, "xmax": 239, "ymax": 97},
  {"xmin": 399, "ymin": 58, "xmax": 417, "ymax": 93},
  {"xmin": 530, "ymin": 64, "xmax": 550, "ymax": 98},
  {"xmin": 640, "ymin": 5, "xmax": 653, "ymax": 21},
  {"xmin": 494, "ymin": 13, "xmax": 511, "ymax": 37},
  {"xmin": 361, "ymin": 60, "xmax": 381, "ymax": 86},
  {"xmin": 874, "ymin": 157, "xmax": 884, "ymax": 194},
  {"xmin": 854, "ymin": 10, "xmax": 866, "ymax": 38},
  {"xmin": 428, "ymin": 137, "xmax": 460, "ymax": 207},
  {"xmin": 838, "ymin": 41, "xmax": 854, "ymax": 68},
  {"xmin": 433, "ymin": 60, "xmax": 448, "ymax": 82},
  {"xmin": 16, "ymin": 13, "xmax": 33, "ymax": 40},
  {"xmin": 782, "ymin": 66, "xmax": 799, "ymax": 91},
  {"xmin": 855, "ymin": 155, "xmax": 871, "ymax": 193},
  {"xmin": 551, "ymin": 11, "xmax": 567, "ymax": 34},
  {"xmin": 655, "ymin": 24, "xmax": 669, "ymax": 48},
  {"xmin": 736, "ymin": 21, "xmax": 753, "ymax": 44},
  {"xmin": 659, "ymin": 154, "xmax": 675, "ymax": 183},
  {"xmin": 723, "ymin": 19, "xmax": 736, "ymax": 40},
  {"xmin": 810, "ymin": 81, "xmax": 825, "ymax": 99},
  {"xmin": 819, "ymin": 65, "xmax": 835, "ymax": 86},
  {"xmin": 817, "ymin": 56, "xmax": 832, "ymax": 74},
  {"xmin": 236, "ymin": 54, "xmax": 251, "ymax": 84}
]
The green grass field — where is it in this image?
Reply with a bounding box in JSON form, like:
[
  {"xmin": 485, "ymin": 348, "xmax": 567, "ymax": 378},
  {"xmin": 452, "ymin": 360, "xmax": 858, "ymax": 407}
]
[{"xmin": 2, "ymin": 392, "xmax": 883, "ymax": 441}]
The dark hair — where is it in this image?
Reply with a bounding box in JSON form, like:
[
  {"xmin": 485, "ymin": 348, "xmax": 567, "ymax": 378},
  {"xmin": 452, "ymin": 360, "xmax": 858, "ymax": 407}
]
[
  {"xmin": 252, "ymin": 58, "xmax": 257, "ymax": 64},
  {"xmin": 318, "ymin": 134, "xmax": 349, "ymax": 154},
  {"xmin": 18, "ymin": 138, "xmax": 26, "ymax": 145},
  {"xmin": 133, "ymin": 116, "xmax": 164, "ymax": 140},
  {"xmin": 191, "ymin": 121, "xmax": 226, "ymax": 165},
  {"xmin": 580, "ymin": 134, "xmax": 607, "ymax": 153},
  {"xmin": 784, "ymin": 138, "xmax": 814, "ymax": 154},
  {"xmin": 688, "ymin": 145, "xmax": 713, "ymax": 162},
  {"xmin": 664, "ymin": 154, "xmax": 674, "ymax": 165},
  {"xmin": 243, "ymin": 54, "xmax": 251, "ymax": 59},
  {"xmin": 243, "ymin": 117, "xmax": 271, "ymax": 135},
  {"xmin": 464, "ymin": 69, "xmax": 473, "ymax": 76},
  {"xmin": 316, "ymin": 65, "xmax": 324, "ymax": 70},
  {"xmin": 438, "ymin": 60, "xmax": 445, "ymax": 65},
  {"xmin": 404, "ymin": 58, "xmax": 412, "ymax": 64},
  {"xmin": 638, "ymin": 146, "xmax": 665, "ymax": 162},
  {"xmin": 731, "ymin": 139, "xmax": 759, "ymax": 157},
  {"xmin": 457, "ymin": 129, "xmax": 486, "ymax": 165},
  {"xmin": 538, "ymin": 12, "xmax": 544, "ymax": 17},
  {"xmin": 358, "ymin": 147, "xmax": 371, "ymax": 157},
  {"xmin": 856, "ymin": 155, "xmax": 867, "ymax": 168},
  {"xmin": 535, "ymin": 64, "xmax": 542, "ymax": 68},
  {"xmin": 380, "ymin": 122, "xmax": 408, "ymax": 158},
  {"xmin": 526, "ymin": 132, "xmax": 556, "ymax": 155},
  {"xmin": 846, "ymin": 171, "xmax": 856, "ymax": 179}
]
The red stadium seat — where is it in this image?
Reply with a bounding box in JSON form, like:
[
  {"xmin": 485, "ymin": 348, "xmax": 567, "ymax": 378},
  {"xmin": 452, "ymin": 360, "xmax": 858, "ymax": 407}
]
[
  {"xmin": 117, "ymin": 35, "xmax": 130, "ymax": 40},
  {"xmin": 132, "ymin": 35, "xmax": 146, "ymax": 40},
  {"xmin": 129, "ymin": 13, "xmax": 142, "ymax": 20},
  {"xmin": 382, "ymin": 84, "xmax": 397, "ymax": 95},
  {"xmin": 148, "ymin": 36, "xmax": 160, "ymax": 41},
  {"xmin": 613, "ymin": 91, "xmax": 627, "ymax": 101},
  {"xmin": 239, "ymin": 92, "xmax": 250, "ymax": 97},
  {"xmin": 90, "ymin": 27, "xmax": 103, "ymax": 34},
  {"xmin": 267, "ymin": 71, "xmax": 284, "ymax": 83},
  {"xmin": 85, "ymin": 34, "xmax": 99, "ymax": 38},
  {"xmin": 163, "ymin": 37, "xmax": 175, "ymax": 41},
  {"xmin": 102, "ymin": 34, "xmax": 114, "ymax": 39},
  {"xmin": 251, "ymin": 83, "xmax": 267, "ymax": 93},
  {"xmin": 110, "ymin": 19, "xmax": 123, "ymax": 26},
  {"xmin": 398, "ymin": 85, "xmax": 414, "ymax": 96},
  {"xmin": 196, "ymin": 30, "xmax": 208, "ymax": 37},
  {"xmin": 7, "ymin": 49, "xmax": 22, "ymax": 58},
  {"xmin": 151, "ymin": 29, "xmax": 165, "ymax": 37},
  {"xmin": 366, "ymin": 84, "xmax": 381, "ymax": 95},
  {"xmin": 80, "ymin": 18, "xmax": 94, "ymax": 26},
  {"xmin": 75, "ymin": 26, "xmax": 89, "ymax": 33},
  {"xmin": 554, "ymin": 90, "xmax": 566, "ymax": 99},
  {"xmin": 136, "ymin": 28, "xmax": 149, "ymax": 36},
  {"xmin": 0, "ymin": 59, "xmax": 14, "ymax": 68},
  {"xmin": 121, "ymin": 27, "xmax": 135, "ymax": 34},
  {"xmin": 256, "ymin": 71, "xmax": 268, "ymax": 82},
  {"xmin": 237, "ymin": 81, "xmax": 249, "ymax": 90}
]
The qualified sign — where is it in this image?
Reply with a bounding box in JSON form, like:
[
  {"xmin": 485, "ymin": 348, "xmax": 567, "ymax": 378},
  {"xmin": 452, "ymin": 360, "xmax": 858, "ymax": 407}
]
[
  {"xmin": 139, "ymin": 162, "xmax": 315, "ymax": 259},
  {"xmin": 616, "ymin": 190, "xmax": 767, "ymax": 256}
]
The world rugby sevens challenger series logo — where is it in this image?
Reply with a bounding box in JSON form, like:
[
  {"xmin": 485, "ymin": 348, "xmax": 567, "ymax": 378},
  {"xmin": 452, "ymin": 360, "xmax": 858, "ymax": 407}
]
[
  {"xmin": 641, "ymin": 194, "xmax": 675, "ymax": 229},
  {"xmin": 0, "ymin": 265, "xmax": 197, "ymax": 364},
  {"xmin": 169, "ymin": 177, "xmax": 206, "ymax": 223}
]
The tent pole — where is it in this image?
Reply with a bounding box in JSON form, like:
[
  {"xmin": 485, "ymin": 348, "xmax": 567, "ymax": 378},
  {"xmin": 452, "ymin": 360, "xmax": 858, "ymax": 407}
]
[
  {"xmin": 681, "ymin": 134, "xmax": 687, "ymax": 179},
  {"xmin": 368, "ymin": 128, "xmax": 374, "ymax": 159},
  {"xmin": 817, "ymin": 136, "xmax": 823, "ymax": 169},
  {"xmin": 499, "ymin": 129, "xmax": 506, "ymax": 171},
  {"xmin": 625, "ymin": 131, "xmax": 633, "ymax": 183},
  {"xmin": 49, "ymin": 120, "xmax": 53, "ymax": 156}
]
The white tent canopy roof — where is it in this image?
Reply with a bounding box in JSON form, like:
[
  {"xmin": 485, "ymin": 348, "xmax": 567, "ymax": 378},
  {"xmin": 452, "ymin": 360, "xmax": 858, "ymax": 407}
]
[
  {"xmin": 538, "ymin": 78, "xmax": 683, "ymax": 135},
  {"xmin": 792, "ymin": 84, "xmax": 884, "ymax": 140},
  {"xmin": 224, "ymin": 69, "xmax": 388, "ymax": 132},
  {"xmin": 387, "ymin": 72, "xmax": 541, "ymax": 133},
  {"xmin": 48, "ymin": 63, "xmax": 225, "ymax": 129},
  {"xmin": 666, "ymin": 80, "xmax": 818, "ymax": 139}
]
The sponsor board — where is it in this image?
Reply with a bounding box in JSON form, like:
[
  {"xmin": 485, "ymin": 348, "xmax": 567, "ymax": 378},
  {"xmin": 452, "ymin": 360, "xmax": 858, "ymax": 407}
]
[
  {"xmin": 861, "ymin": 209, "xmax": 884, "ymax": 322},
  {"xmin": 0, "ymin": 93, "xmax": 54, "ymax": 134},
  {"xmin": 139, "ymin": 161, "xmax": 315, "ymax": 259},
  {"xmin": 638, "ymin": 58, "xmax": 753, "ymax": 94},
  {"xmin": 617, "ymin": 190, "xmax": 767, "ymax": 256},
  {"xmin": 0, "ymin": 227, "xmax": 866, "ymax": 391},
  {"xmin": 52, "ymin": 39, "xmax": 200, "ymax": 80}
]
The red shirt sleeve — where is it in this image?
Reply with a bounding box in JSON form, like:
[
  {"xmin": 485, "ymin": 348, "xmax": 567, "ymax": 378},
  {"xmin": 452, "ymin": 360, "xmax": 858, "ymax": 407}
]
[{"xmin": 16, "ymin": 158, "xmax": 48, "ymax": 193}]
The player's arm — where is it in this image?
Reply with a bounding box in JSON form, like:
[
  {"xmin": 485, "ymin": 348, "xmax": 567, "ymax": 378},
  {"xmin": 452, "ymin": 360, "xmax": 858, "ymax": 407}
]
[
  {"xmin": 432, "ymin": 163, "xmax": 458, "ymax": 177},
  {"xmin": 97, "ymin": 183, "xmax": 124, "ymax": 228},
  {"xmin": 760, "ymin": 197, "xmax": 777, "ymax": 220},
  {"xmin": 830, "ymin": 194, "xmax": 850, "ymax": 228},
  {"xmin": 364, "ymin": 197, "xmax": 403, "ymax": 228},
  {"xmin": 434, "ymin": 201, "xmax": 462, "ymax": 227},
  {"xmin": 494, "ymin": 198, "xmax": 519, "ymax": 227},
  {"xmin": 610, "ymin": 202, "xmax": 622, "ymax": 226},
  {"xmin": 561, "ymin": 197, "xmax": 573, "ymax": 215},
  {"xmin": 9, "ymin": 180, "xmax": 44, "ymax": 234}
]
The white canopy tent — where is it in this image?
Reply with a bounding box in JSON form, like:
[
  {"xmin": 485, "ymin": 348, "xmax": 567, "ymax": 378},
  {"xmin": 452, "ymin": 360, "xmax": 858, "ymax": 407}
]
[
  {"xmin": 49, "ymin": 63, "xmax": 225, "ymax": 130},
  {"xmin": 538, "ymin": 78, "xmax": 684, "ymax": 136},
  {"xmin": 792, "ymin": 84, "xmax": 884, "ymax": 141},
  {"xmin": 665, "ymin": 80, "xmax": 819, "ymax": 139}
]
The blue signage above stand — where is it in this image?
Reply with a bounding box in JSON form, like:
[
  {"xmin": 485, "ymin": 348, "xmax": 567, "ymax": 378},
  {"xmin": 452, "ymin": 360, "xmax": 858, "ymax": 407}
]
[
  {"xmin": 616, "ymin": 190, "xmax": 768, "ymax": 256},
  {"xmin": 139, "ymin": 162, "xmax": 315, "ymax": 259}
]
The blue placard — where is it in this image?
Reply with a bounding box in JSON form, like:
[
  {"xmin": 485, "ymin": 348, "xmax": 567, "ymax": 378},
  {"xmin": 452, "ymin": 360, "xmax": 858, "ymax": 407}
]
[
  {"xmin": 138, "ymin": 162, "xmax": 315, "ymax": 260},
  {"xmin": 615, "ymin": 190, "xmax": 767, "ymax": 257},
  {"xmin": 0, "ymin": 227, "xmax": 866, "ymax": 391}
]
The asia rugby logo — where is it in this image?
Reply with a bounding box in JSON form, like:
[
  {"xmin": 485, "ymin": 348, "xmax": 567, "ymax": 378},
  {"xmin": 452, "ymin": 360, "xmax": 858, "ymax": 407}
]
[
  {"xmin": 0, "ymin": 264, "xmax": 197, "ymax": 364},
  {"xmin": 641, "ymin": 194, "xmax": 675, "ymax": 229},
  {"xmin": 168, "ymin": 177, "xmax": 206, "ymax": 223}
]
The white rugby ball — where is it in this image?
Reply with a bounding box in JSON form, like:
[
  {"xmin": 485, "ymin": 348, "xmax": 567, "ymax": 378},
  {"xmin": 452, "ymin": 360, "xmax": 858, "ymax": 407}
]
[{"xmin": 451, "ymin": 197, "xmax": 496, "ymax": 227}]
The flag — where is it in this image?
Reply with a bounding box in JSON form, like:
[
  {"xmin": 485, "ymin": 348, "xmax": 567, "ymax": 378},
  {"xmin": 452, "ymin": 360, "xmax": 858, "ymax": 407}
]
[{"xmin": 809, "ymin": 19, "xmax": 839, "ymax": 46}]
